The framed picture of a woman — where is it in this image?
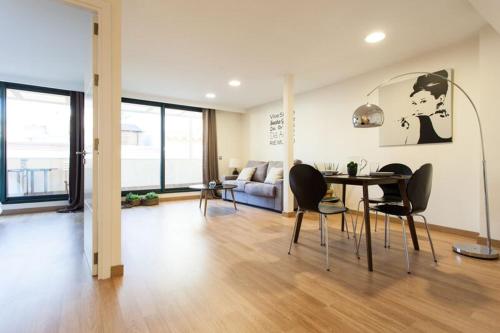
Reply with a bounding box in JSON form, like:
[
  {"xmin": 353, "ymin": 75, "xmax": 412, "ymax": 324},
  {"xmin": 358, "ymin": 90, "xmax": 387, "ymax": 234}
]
[{"xmin": 379, "ymin": 69, "xmax": 453, "ymax": 146}]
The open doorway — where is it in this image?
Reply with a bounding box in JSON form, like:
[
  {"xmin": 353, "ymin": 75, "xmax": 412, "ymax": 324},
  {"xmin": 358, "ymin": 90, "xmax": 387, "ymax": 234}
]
[{"xmin": 0, "ymin": 0, "xmax": 98, "ymax": 276}]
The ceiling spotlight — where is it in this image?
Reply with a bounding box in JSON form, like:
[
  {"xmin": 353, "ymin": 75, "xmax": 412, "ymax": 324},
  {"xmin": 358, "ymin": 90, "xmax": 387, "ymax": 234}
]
[
  {"xmin": 365, "ymin": 31, "xmax": 385, "ymax": 44},
  {"xmin": 229, "ymin": 80, "xmax": 241, "ymax": 87},
  {"xmin": 205, "ymin": 93, "xmax": 216, "ymax": 99}
]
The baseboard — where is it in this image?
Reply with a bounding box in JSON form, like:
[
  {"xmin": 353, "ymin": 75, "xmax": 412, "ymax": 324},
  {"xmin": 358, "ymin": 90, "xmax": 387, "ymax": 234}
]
[
  {"xmin": 282, "ymin": 211, "xmax": 295, "ymax": 217},
  {"xmin": 110, "ymin": 264, "xmax": 124, "ymax": 277},
  {"xmin": 1, "ymin": 205, "xmax": 66, "ymax": 216},
  {"xmin": 159, "ymin": 194, "xmax": 199, "ymax": 202},
  {"xmin": 476, "ymin": 236, "xmax": 500, "ymax": 247}
]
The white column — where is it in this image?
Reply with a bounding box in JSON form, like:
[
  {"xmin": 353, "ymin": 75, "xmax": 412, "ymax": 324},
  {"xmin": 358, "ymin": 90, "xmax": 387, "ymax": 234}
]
[{"xmin": 283, "ymin": 75, "xmax": 295, "ymax": 213}]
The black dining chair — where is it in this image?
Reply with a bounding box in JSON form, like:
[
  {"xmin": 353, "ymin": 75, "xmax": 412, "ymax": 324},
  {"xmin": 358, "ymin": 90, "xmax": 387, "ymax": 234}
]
[
  {"xmin": 371, "ymin": 164, "xmax": 437, "ymax": 273},
  {"xmin": 354, "ymin": 163, "xmax": 412, "ymax": 249},
  {"xmin": 287, "ymin": 164, "xmax": 355, "ymax": 271}
]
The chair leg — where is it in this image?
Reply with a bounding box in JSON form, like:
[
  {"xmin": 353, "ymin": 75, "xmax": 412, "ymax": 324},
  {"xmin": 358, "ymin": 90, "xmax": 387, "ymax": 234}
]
[
  {"xmin": 288, "ymin": 210, "xmax": 301, "ymax": 255},
  {"xmin": 320, "ymin": 214, "xmax": 324, "ymax": 246},
  {"xmin": 347, "ymin": 212, "xmax": 358, "ymax": 254},
  {"xmin": 323, "ymin": 214, "xmax": 330, "ymax": 271},
  {"xmin": 375, "ymin": 211, "xmax": 378, "ymax": 232},
  {"xmin": 353, "ymin": 199, "xmax": 362, "ymax": 231},
  {"xmin": 355, "ymin": 217, "xmax": 364, "ymax": 259},
  {"xmin": 387, "ymin": 214, "xmax": 391, "ymax": 248},
  {"xmin": 384, "ymin": 214, "xmax": 388, "ymax": 248},
  {"xmin": 419, "ymin": 214, "xmax": 437, "ymax": 263},
  {"xmin": 342, "ymin": 213, "xmax": 350, "ymax": 239},
  {"xmin": 399, "ymin": 217, "xmax": 411, "ymax": 273}
]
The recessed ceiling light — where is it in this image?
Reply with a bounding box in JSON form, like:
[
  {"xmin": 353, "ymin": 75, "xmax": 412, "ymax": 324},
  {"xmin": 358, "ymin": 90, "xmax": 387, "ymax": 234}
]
[
  {"xmin": 205, "ymin": 93, "xmax": 216, "ymax": 99},
  {"xmin": 365, "ymin": 31, "xmax": 385, "ymax": 44},
  {"xmin": 228, "ymin": 80, "xmax": 241, "ymax": 87}
]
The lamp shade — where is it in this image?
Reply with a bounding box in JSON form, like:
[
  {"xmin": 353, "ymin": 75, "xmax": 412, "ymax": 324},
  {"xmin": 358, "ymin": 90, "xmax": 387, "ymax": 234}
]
[
  {"xmin": 352, "ymin": 103, "xmax": 384, "ymax": 128},
  {"xmin": 228, "ymin": 158, "xmax": 242, "ymax": 168}
]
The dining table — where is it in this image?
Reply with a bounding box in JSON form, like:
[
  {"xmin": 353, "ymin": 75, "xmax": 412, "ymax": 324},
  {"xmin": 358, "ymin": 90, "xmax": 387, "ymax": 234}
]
[{"xmin": 292, "ymin": 174, "xmax": 418, "ymax": 272}]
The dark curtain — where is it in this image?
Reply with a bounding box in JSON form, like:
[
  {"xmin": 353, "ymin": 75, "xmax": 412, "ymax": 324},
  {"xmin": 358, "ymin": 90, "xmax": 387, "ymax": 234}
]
[
  {"xmin": 202, "ymin": 109, "xmax": 219, "ymax": 184},
  {"xmin": 58, "ymin": 91, "xmax": 84, "ymax": 213}
]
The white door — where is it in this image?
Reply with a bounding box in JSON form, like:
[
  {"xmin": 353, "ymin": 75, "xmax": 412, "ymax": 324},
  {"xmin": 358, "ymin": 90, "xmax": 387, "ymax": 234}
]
[{"xmin": 82, "ymin": 20, "xmax": 99, "ymax": 276}]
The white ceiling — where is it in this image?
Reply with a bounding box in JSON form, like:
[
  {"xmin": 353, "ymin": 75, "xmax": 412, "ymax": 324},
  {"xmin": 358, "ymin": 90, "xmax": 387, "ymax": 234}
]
[
  {"xmin": 0, "ymin": 0, "xmax": 92, "ymax": 91},
  {"xmin": 0, "ymin": 0, "xmax": 487, "ymax": 110},
  {"xmin": 122, "ymin": 0, "xmax": 486, "ymax": 110}
]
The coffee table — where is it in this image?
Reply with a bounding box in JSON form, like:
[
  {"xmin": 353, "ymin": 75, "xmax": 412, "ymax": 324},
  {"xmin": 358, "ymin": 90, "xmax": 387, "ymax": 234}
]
[{"xmin": 189, "ymin": 184, "xmax": 238, "ymax": 216}]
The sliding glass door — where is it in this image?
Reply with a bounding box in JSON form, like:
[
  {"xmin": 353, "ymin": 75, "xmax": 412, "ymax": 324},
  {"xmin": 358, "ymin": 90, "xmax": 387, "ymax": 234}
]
[
  {"xmin": 0, "ymin": 83, "xmax": 71, "ymax": 202},
  {"xmin": 120, "ymin": 98, "xmax": 203, "ymax": 194},
  {"xmin": 164, "ymin": 108, "xmax": 202, "ymax": 189},
  {"xmin": 121, "ymin": 102, "xmax": 162, "ymax": 191}
]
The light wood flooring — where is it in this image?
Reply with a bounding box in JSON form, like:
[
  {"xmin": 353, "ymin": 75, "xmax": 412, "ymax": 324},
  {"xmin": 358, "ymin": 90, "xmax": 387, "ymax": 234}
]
[{"xmin": 1, "ymin": 199, "xmax": 500, "ymax": 332}]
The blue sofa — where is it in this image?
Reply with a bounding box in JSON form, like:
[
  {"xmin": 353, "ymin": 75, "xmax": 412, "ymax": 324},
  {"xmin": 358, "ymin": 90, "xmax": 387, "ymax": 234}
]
[{"xmin": 222, "ymin": 160, "xmax": 283, "ymax": 212}]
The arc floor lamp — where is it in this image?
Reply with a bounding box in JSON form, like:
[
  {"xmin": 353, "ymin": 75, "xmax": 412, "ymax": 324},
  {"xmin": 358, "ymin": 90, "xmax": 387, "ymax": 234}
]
[{"xmin": 352, "ymin": 71, "xmax": 498, "ymax": 260}]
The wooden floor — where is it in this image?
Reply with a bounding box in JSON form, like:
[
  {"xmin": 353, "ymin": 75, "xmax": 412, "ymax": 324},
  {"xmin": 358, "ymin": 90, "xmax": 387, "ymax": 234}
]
[{"xmin": 1, "ymin": 200, "xmax": 500, "ymax": 332}]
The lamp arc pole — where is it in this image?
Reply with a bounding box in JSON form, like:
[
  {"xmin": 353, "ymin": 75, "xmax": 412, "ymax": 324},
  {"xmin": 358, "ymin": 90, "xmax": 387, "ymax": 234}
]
[{"xmin": 364, "ymin": 71, "xmax": 497, "ymax": 259}]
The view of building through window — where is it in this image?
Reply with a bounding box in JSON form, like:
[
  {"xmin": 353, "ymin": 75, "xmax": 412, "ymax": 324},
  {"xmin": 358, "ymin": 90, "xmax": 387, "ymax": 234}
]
[
  {"xmin": 121, "ymin": 102, "xmax": 202, "ymax": 191},
  {"xmin": 6, "ymin": 89, "xmax": 71, "ymax": 197},
  {"xmin": 121, "ymin": 102, "xmax": 162, "ymax": 191}
]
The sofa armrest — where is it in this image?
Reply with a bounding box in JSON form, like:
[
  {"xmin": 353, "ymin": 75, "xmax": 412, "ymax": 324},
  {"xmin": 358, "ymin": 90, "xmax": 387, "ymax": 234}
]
[{"xmin": 222, "ymin": 175, "xmax": 238, "ymax": 181}]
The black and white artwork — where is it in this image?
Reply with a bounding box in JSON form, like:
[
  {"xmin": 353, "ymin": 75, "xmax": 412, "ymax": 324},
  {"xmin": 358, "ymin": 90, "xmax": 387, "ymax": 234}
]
[
  {"xmin": 269, "ymin": 112, "xmax": 284, "ymax": 145},
  {"xmin": 379, "ymin": 69, "xmax": 453, "ymax": 146}
]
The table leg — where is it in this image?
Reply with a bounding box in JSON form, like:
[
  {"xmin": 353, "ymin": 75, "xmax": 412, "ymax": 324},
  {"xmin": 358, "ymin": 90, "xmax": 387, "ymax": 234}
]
[
  {"xmin": 362, "ymin": 184, "xmax": 373, "ymax": 271},
  {"xmin": 341, "ymin": 184, "xmax": 346, "ymax": 231},
  {"xmin": 204, "ymin": 191, "xmax": 208, "ymax": 216},
  {"xmin": 230, "ymin": 189, "xmax": 237, "ymax": 210},
  {"xmin": 293, "ymin": 210, "xmax": 304, "ymax": 243},
  {"xmin": 398, "ymin": 180, "xmax": 420, "ymax": 250}
]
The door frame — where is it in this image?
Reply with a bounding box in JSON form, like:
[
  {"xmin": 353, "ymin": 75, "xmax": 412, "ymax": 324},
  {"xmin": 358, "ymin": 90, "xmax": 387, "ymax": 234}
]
[{"xmin": 63, "ymin": 0, "xmax": 122, "ymax": 280}]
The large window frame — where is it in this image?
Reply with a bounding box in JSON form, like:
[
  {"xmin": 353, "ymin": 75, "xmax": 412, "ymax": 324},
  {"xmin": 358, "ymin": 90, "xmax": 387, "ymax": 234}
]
[
  {"xmin": 121, "ymin": 97, "xmax": 202, "ymax": 196},
  {"xmin": 0, "ymin": 81, "xmax": 73, "ymax": 204}
]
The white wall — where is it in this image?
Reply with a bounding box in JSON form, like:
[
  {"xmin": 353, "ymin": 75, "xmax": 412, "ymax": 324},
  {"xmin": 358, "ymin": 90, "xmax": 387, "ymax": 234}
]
[
  {"xmin": 243, "ymin": 34, "xmax": 500, "ymax": 238},
  {"xmin": 216, "ymin": 110, "xmax": 246, "ymax": 178},
  {"xmin": 479, "ymin": 26, "xmax": 500, "ymax": 239}
]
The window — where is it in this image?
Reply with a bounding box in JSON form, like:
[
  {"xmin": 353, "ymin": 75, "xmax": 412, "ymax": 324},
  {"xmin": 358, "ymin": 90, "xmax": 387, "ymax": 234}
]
[
  {"xmin": 2, "ymin": 85, "xmax": 71, "ymax": 200},
  {"xmin": 164, "ymin": 108, "xmax": 202, "ymax": 188},
  {"xmin": 120, "ymin": 98, "xmax": 203, "ymax": 194},
  {"xmin": 121, "ymin": 102, "xmax": 162, "ymax": 191}
]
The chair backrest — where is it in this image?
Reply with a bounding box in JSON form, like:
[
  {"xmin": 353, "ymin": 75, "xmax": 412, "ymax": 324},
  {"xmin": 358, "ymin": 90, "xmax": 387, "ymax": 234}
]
[
  {"xmin": 379, "ymin": 163, "xmax": 413, "ymax": 198},
  {"xmin": 289, "ymin": 164, "xmax": 327, "ymax": 212},
  {"xmin": 407, "ymin": 164, "xmax": 433, "ymax": 214}
]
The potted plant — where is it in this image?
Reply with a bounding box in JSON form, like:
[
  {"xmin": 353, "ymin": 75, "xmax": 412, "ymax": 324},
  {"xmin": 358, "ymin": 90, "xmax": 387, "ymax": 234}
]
[
  {"xmin": 347, "ymin": 161, "xmax": 358, "ymax": 177},
  {"xmin": 125, "ymin": 192, "xmax": 142, "ymax": 207},
  {"xmin": 142, "ymin": 192, "xmax": 159, "ymax": 206}
]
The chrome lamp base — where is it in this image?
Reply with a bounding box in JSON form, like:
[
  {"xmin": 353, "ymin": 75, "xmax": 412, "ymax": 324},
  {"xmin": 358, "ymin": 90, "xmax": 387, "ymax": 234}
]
[{"xmin": 453, "ymin": 243, "xmax": 499, "ymax": 260}]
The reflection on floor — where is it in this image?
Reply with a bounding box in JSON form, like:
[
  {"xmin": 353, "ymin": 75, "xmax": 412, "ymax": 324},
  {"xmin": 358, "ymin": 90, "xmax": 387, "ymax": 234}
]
[{"xmin": 1, "ymin": 199, "xmax": 500, "ymax": 332}]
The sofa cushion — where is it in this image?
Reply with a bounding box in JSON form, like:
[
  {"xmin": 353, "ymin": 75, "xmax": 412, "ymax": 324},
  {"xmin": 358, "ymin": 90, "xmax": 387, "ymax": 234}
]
[
  {"xmin": 264, "ymin": 167, "xmax": 283, "ymax": 184},
  {"xmin": 246, "ymin": 160, "xmax": 269, "ymax": 182},
  {"xmin": 244, "ymin": 181, "xmax": 276, "ymax": 198},
  {"xmin": 237, "ymin": 167, "xmax": 256, "ymax": 181},
  {"xmin": 223, "ymin": 180, "xmax": 248, "ymax": 192},
  {"xmin": 267, "ymin": 161, "xmax": 283, "ymax": 176}
]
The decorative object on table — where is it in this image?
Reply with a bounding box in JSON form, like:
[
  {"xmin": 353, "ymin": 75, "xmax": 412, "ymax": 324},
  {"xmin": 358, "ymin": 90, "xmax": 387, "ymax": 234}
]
[
  {"xmin": 353, "ymin": 71, "xmax": 498, "ymax": 260},
  {"xmin": 236, "ymin": 167, "xmax": 256, "ymax": 181},
  {"xmin": 380, "ymin": 69, "xmax": 453, "ymax": 146},
  {"xmin": 125, "ymin": 193, "xmax": 141, "ymax": 207},
  {"xmin": 142, "ymin": 192, "xmax": 159, "ymax": 206},
  {"xmin": 228, "ymin": 158, "xmax": 242, "ymax": 175},
  {"xmin": 347, "ymin": 162, "xmax": 358, "ymax": 176},
  {"xmin": 208, "ymin": 180, "xmax": 217, "ymax": 188}
]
